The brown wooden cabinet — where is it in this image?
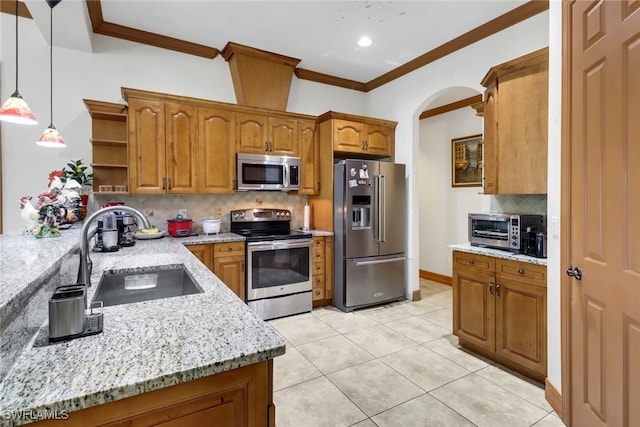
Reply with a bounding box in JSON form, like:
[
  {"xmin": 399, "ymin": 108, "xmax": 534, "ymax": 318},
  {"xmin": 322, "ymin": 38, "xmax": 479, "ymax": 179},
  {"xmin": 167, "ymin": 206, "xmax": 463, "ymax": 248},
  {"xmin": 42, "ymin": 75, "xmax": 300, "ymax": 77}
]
[
  {"xmin": 322, "ymin": 114, "xmax": 395, "ymax": 158},
  {"xmin": 298, "ymin": 119, "xmax": 320, "ymax": 195},
  {"xmin": 187, "ymin": 242, "xmax": 245, "ymax": 300},
  {"xmin": 32, "ymin": 360, "xmax": 274, "ymax": 427},
  {"xmin": 213, "ymin": 242, "xmax": 246, "ymax": 300},
  {"xmin": 127, "ymin": 98, "xmax": 199, "ymax": 194},
  {"xmin": 84, "ymin": 99, "xmax": 129, "ymax": 194},
  {"xmin": 199, "ymin": 107, "xmax": 236, "ymax": 194},
  {"xmin": 236, "ymin": 112, "xmax": 298, "ymax": 156},
  {"xmin": 480, "ymin": 48, "xmax": 549, "ymax": 194},
  {"xmin": 452, "ymin": 250, "xmax": 547, "ymax": 382},
  {"xmin": 124, "ymin": 89, "xmax": 237, "ymax": 195},
  {"xmin": 311, "ymin": 236, "xmax": 334, "ymax": 307}
]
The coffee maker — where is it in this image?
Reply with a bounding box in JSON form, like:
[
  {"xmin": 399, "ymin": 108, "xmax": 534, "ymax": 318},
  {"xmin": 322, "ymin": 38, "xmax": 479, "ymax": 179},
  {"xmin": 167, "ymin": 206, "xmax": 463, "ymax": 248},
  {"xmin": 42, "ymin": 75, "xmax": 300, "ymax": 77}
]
[{"xmin": 117, "ymin": 213, "xmax": 136, "ymax": 247}]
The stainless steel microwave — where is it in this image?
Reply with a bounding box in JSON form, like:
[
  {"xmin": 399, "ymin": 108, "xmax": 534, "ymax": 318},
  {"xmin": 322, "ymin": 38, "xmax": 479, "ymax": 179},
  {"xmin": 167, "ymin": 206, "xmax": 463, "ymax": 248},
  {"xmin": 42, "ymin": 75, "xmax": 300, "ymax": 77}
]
[
  {"xmin": 236, "ymin": 153, "xmax": 300, "ymax": 191},
  {"xmin": 468, "ymin": 213, "xmax": 545, "ymax": 253}
]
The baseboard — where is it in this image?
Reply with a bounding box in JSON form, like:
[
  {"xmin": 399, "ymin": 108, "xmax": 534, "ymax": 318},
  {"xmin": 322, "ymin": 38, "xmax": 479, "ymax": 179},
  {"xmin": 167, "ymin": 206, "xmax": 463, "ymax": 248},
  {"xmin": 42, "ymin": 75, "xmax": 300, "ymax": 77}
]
[
  {"xmin": 545, "ymin": 378, "xmax": 562, "ymax": 418},
  {"xmin": 411, "ymin": 289, "xmax": 421, "ymax": 301},
  {"xmin": 419, "ymin": 269, "xmax": 452, "ymax": 286}
]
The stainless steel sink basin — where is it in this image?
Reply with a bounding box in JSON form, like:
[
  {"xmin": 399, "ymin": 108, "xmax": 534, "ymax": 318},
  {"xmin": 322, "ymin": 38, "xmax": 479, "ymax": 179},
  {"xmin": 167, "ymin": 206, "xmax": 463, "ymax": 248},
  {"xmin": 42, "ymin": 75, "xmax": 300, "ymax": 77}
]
[{"xmin": 93, "ymin": 265, "xmax": 203, "ymax": 307}]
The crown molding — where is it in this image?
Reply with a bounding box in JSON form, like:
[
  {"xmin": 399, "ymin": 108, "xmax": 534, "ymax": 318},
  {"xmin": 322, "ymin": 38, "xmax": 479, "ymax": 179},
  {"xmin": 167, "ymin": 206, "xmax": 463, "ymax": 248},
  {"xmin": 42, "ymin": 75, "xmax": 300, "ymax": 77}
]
[
  {"xmin": 0, "ymin": 0, "xmax": 32, "ymax": 19},
  {"xmin": 419, "ymin": 95, "xmax": 483, "ymax": 120}
]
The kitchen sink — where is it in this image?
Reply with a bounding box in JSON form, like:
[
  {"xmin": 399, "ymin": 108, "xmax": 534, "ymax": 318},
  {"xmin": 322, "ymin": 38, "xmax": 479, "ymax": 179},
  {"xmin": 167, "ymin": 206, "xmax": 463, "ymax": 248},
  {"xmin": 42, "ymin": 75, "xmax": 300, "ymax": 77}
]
[{"xmin": 93, "ymin": 265, "xmax": 203, "ymax": 307}]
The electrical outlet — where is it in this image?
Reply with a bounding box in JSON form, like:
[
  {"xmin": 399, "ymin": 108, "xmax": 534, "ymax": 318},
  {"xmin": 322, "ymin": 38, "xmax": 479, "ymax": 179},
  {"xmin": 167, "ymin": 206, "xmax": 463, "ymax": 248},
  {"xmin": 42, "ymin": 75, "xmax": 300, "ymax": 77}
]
[{"xmin": 178, "ymin": 208, "xmax": 187, "ymax": 217}]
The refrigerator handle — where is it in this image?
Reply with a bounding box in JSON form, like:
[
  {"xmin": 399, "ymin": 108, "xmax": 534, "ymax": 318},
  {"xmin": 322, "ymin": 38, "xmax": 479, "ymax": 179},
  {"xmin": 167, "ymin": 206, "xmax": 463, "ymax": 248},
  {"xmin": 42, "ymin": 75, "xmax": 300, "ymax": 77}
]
[
  {"xmin": 380, "ymin": 174, "xmax": 386, "ymax": 242},
  {"xmin": 373, "ymin": 175, "xmax": 380, "ymax": 242}
]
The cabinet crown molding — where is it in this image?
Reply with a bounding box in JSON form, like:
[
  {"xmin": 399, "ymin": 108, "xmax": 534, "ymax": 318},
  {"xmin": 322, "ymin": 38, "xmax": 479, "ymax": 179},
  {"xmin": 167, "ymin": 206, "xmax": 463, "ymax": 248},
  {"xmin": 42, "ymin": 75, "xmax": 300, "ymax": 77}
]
[{"xmin": 481, "ymin": 47, "xmax": 549, "ymax": 87}]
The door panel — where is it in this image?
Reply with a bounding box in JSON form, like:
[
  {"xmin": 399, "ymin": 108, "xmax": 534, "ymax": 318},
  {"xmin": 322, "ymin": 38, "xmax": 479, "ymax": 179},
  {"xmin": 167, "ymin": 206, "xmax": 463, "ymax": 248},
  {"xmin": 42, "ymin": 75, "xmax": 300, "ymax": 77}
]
[
  {"xmin": 566, "ymin": 1, "xmax": 640, "ymax": 426},
  {"xmin": 452, "ymin": 270, "xmax": 495, "ymax": 352},
  {"xmin": 343, "ymin": 159, "xmax": 378, "ymax": 258},
  {"xmin": 199, "ymin": 107, "xmax": 235, "ymax": 194},
  {"xmin": 166, "ymin": 103, "xmax": 198, "ymax": 193},
  {"xmin": 128, "ymin": 99, "xmax": 165, "ymax": 193},
  {"xmin": 378, "ymin": 162, "xmax": 406, "ymax": 256},
  {"xmin": 344, "ymin": 255, "xmax": 404, "ymax": 308}
]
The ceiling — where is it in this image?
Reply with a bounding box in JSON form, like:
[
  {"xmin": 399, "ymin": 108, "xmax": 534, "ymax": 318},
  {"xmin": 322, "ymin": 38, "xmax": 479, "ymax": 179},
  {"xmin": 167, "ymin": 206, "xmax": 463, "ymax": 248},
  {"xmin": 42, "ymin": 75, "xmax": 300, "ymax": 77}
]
[{"xmin": 13, "ymin": 0, "xmax": 546, "ymax": 93}]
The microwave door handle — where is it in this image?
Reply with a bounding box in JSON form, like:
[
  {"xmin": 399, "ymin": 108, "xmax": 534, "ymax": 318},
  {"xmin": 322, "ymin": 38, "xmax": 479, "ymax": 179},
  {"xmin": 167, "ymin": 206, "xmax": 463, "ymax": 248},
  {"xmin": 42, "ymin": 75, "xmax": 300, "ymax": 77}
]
[{"xmin": 283, "ymin": 165, "xmax": 289, "ymax": 188}]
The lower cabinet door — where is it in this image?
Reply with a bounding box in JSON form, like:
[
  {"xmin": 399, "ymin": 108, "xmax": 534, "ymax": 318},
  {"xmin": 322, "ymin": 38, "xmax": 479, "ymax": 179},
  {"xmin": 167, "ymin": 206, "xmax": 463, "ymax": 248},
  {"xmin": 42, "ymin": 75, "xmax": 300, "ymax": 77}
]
[
  {"xmin": 453, "ymin": 269, "xmax": 495, "ymax": 352},
  {"xmin": 494, "ymin": 277, "xmax": 547, "ymax": 375},
  {"xmin": 214, "ymin": 256, "xmax": 245, "ymax": 301}
]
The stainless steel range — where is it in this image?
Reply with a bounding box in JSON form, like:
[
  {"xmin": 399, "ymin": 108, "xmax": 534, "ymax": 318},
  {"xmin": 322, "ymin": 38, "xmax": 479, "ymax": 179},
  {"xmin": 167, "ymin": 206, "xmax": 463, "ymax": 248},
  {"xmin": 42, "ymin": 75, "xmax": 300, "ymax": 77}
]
[{"xmin": 231, "ymin": 208, "xmax": 313, "ymax": 320}]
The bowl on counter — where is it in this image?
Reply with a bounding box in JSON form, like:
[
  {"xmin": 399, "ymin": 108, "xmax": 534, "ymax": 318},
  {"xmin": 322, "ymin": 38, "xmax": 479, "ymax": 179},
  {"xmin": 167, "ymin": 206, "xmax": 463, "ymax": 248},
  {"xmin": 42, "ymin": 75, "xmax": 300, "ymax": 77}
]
[{"xmin": 202, "ymin": 218, "xmax": 221, "ymax": 235}]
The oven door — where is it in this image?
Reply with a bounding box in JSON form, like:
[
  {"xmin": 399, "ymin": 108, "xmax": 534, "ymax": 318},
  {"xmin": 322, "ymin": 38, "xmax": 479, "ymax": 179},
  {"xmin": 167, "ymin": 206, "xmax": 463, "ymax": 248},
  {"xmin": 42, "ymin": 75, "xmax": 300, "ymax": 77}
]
[{"xmin": 246, "ymin": 239, "xmax": 312, "ymax": 301}]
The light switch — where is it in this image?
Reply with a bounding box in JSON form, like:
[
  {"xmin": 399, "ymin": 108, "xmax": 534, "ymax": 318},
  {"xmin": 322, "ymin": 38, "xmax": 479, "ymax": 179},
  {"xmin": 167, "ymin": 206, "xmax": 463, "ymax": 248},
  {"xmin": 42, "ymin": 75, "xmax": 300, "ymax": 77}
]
[{"xmin": 551, "ymin": 216, "xmax": 559, "ymax": 238}]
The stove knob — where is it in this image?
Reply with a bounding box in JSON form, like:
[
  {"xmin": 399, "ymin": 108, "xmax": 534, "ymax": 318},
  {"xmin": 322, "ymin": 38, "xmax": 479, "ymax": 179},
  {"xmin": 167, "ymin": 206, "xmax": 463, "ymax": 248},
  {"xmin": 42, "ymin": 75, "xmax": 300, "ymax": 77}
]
[{"xmin": 285, "ymin": 211, "xmax": 290, "ymax": 217}]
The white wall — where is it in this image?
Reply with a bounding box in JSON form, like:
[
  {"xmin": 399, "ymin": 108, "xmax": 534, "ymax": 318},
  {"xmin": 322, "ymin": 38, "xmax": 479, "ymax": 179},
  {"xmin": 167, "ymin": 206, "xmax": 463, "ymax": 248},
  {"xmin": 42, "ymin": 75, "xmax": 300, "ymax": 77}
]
[{"xmin": 419, "ymin": 107, "xmax": 485, "ymax": 276}]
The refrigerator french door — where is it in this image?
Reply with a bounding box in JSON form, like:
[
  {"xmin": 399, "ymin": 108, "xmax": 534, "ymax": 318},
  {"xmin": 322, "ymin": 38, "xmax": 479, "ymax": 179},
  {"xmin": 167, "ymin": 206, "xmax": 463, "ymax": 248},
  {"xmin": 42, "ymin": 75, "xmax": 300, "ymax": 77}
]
[{"xmin": 334, "ymin": 159, "xmax": 406, "ymax": 311}]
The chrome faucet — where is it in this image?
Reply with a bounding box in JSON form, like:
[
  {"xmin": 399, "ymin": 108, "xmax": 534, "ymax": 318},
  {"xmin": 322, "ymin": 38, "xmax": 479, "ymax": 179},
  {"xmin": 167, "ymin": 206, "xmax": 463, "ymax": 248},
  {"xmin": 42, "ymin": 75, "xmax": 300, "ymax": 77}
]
[{"xmin": 77, "ymin": 206, "xmax": 151, "ymax": 287}]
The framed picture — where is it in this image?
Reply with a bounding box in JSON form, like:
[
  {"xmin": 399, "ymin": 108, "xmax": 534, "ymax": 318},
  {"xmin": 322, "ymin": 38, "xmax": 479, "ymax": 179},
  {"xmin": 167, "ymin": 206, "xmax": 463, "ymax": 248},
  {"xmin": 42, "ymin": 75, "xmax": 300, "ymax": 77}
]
[{"xmin": 452, "ymin": 134, "xmax": 483, "ymax": 187}]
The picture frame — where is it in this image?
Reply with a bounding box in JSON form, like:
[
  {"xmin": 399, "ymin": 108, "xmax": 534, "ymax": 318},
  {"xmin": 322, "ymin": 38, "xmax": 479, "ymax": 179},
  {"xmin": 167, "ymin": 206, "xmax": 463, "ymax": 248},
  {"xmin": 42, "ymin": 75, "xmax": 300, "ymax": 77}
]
[{"xmin": 452, "ymin": 134, "xmax": 483, "ymax": 187}]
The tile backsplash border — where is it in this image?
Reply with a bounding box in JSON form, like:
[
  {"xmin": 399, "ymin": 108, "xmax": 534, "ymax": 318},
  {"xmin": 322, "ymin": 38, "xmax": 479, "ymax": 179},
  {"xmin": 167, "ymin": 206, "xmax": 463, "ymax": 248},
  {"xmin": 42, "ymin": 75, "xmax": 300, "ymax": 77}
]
[{"xmin": 91, "ymin": 192, "xmax": 310, "ymax": 233}]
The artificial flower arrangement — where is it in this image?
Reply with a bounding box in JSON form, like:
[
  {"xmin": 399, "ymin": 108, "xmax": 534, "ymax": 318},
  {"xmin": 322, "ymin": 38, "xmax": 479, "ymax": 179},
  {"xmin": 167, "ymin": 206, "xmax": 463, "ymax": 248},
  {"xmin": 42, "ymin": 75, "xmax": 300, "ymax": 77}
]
[{"xmin": 20, "ymin": 160, "xmax": 92, "ymax": 238}]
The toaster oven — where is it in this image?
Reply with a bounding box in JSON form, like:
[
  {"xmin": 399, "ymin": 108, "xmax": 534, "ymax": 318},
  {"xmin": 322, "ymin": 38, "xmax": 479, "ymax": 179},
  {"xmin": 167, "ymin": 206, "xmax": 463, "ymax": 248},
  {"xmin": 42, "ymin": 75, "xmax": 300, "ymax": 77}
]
[{"xmin": 468, "ymin": 213, "xmax": 545, "ymax": 253}]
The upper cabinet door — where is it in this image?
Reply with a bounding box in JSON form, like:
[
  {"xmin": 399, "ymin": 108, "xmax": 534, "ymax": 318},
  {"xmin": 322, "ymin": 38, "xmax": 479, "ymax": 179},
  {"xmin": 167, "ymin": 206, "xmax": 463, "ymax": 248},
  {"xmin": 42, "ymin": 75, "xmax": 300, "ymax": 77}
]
[
  {"xmin": 165, "ymin": 102, "xmax": 198, "ymax": 194},
  {"xmin": 365, "ymin": 124, "xmax": 394, "ymax": 157},
  {"xmin": 482, "ymin": 81, "xmax": 498, "ymax": 194},
  {"xmin": 333, "ymin": 119, "xmax": 365, "ymax": 153},
  {"xmin": 198, "ymin": 107, "xmax": 236, "ymax": 194},
  {"xmin": 128, "ymin": 98, "xmax": 166, "ymax": 194},
  {"xmin": 298, "ymin": 119, "xmax": 319, "ymax": 195},
  {"xmin": 236, "ymin": 113, "xmax": 269, "ymax": 154},
  {"xmin": 269, "ymin": 117, "xmax": 298, "ymax": 156}
]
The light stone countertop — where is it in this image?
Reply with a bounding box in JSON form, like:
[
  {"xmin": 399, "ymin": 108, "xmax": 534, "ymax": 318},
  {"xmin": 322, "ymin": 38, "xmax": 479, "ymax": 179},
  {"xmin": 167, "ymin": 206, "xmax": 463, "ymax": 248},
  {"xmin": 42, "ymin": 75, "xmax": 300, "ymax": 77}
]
[
  {"xmin": 448, "ymin": 243, "xmax": 548, "ymax": 266},
  {"xmin": 0, "ymin": 229, "xmax": 284, "ymax": 426}
]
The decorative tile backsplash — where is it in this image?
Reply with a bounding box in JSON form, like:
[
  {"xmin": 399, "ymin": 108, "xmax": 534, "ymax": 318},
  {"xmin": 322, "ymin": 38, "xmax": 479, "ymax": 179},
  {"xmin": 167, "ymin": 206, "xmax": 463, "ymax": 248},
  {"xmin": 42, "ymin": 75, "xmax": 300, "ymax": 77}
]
[
  {"xmin": 92, "ymin": 192, "xmax": 310, "ymax": 233},
  {"xmin": 489, "ymin": 194, "xmax": 547, "ymax": 215}
]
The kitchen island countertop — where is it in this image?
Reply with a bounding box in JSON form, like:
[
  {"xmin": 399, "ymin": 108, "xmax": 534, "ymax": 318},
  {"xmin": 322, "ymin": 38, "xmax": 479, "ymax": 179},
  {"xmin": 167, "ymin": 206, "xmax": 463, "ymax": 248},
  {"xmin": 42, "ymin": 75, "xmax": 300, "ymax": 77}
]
[{"xmin": 0, "ymin": 229, "xmax": 284, "ymax": 426}]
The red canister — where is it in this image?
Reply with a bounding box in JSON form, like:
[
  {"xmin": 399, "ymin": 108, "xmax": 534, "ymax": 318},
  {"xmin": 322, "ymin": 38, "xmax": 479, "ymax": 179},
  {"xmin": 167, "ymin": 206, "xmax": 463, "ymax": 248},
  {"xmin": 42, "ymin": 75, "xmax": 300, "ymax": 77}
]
[{"xmin": 167, "ymin": 214, "xmax": 193, "ymax": 237}]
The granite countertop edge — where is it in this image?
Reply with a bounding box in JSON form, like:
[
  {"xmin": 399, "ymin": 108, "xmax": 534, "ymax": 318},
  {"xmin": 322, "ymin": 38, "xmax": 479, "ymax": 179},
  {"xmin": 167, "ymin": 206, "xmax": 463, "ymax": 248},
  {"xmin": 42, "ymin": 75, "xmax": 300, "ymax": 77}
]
[
  {"xmin": 0, "ymin": 231, "xmax": 285, "ymax": 425},
  {"xmin": 448, "ymin": 243, "xmax": 548, "ymax": 266}
]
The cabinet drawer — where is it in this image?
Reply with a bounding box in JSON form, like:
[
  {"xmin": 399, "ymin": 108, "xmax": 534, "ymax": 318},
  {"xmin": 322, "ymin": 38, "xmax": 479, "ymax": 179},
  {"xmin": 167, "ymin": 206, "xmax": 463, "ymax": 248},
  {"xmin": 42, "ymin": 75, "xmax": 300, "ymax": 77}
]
[
  {"xmin": 496, "ymin": 259, "xmax": 546, "ymax": 286},
  {"xmin": 453, "ymin": 251, "xmax": 495, "ymax": 273},
  {"xmin": 213, "ymin": 242, "xmax": 244, "ymax": 257}
]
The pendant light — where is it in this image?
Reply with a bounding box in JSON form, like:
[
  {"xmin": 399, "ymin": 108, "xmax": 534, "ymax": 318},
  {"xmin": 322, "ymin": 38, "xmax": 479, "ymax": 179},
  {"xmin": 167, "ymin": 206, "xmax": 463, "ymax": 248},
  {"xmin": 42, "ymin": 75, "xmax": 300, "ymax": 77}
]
[
  {"xmin": 37, "ymin": 0, "xmax": 65, "ymax": 147},
  {"xmin": 0, "ymin": 0, "xmax": 38, "ymax": 125}
]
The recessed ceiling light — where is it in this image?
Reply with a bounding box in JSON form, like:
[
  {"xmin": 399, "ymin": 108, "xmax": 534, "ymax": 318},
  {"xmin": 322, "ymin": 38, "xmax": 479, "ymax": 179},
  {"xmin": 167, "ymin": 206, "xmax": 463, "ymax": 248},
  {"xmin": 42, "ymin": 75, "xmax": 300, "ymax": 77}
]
[{"xmin": 357, "ymin": 36, "xmax": 372, "ymax": 47}]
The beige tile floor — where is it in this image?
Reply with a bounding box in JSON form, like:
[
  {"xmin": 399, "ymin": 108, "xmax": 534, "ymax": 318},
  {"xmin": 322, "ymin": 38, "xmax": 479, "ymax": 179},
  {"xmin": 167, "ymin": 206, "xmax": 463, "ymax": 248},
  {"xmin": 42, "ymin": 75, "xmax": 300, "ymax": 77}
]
[{"xmin": 269, "ymin": 279, "xmax": 566, "ymax": 427}]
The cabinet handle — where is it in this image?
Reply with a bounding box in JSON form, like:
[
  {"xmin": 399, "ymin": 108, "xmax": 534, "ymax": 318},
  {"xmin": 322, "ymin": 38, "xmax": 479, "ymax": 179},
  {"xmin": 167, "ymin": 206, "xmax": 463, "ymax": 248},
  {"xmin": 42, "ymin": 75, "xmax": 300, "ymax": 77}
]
[
  {"xmin": 495, "ymin": 283, "xmax": 501, "ymax": 298},
  {"xmin": 167, "ymin": 177, "xmax": 173, "ymax": 190},
  {"xmin": 162, "ymin": 177, "xmax": 167, "ymax": 190},
  {"xmin": 517, "ymin": 268, "xmax": 524, "ymax": 275},
  {"xmin": 365, "ymin": 140, "xmax": 369, "ymax": 150},
  {"xmin": 489, "ymin": 281, "xmax": 494, "ymax": 296}
]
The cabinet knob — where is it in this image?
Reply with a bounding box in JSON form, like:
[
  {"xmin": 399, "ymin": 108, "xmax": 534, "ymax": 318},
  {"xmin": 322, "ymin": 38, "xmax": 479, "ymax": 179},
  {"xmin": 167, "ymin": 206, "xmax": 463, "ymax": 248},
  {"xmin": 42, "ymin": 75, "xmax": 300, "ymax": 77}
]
[
  {"xmin": 227, "ymin": 246, "xmax": 233, "ymax": 251},
  {"xmin": 517, "ymin": 268, "xmax": 524, "ymax": 275},
  {"xmin": 468, "ymin": 259, "xmax": 475, "ymax": 265}
]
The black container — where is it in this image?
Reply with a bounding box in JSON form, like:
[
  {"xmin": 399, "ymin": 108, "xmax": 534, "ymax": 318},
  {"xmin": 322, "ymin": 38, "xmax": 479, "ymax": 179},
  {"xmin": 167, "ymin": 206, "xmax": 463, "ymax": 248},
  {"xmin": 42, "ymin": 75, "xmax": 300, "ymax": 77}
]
[{"xmin": 535, "ymin": 233, "xmax": 547, "ymax": 258}]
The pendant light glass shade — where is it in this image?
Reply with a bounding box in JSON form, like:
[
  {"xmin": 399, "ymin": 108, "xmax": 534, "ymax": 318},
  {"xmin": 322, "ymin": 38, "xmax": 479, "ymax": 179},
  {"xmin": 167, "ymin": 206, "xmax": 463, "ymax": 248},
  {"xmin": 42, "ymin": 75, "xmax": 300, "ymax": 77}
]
[
  {"xmin": 37, "ymin": 0, "xmax": 65, "ymax": 147},
  {"xmin": 0, "ymin": 1, "xmax": 37, "ymax": 125},
  {"xmin": 0, "ymin": 92, "xmax": 38, "ymax": 124},
  {"xmin": 37, "ymin": 124, "xmax": 65, "ymax": 147}
]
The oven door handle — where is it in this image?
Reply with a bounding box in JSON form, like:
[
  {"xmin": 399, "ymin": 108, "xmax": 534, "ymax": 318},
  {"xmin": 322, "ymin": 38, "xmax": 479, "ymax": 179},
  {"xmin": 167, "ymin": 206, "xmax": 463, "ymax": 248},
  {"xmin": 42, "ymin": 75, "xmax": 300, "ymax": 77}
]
[{"xmin": 247, "ymin": 239, "xmax": 312, "ymax": 251}]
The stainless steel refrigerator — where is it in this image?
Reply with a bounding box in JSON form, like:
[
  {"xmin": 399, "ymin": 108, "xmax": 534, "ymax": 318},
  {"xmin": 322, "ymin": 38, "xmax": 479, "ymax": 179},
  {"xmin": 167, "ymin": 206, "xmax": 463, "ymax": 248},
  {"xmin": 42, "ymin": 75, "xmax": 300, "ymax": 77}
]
[{"xmin": 334, "ymin": 159, "xmax": 406, "ymax": 312}]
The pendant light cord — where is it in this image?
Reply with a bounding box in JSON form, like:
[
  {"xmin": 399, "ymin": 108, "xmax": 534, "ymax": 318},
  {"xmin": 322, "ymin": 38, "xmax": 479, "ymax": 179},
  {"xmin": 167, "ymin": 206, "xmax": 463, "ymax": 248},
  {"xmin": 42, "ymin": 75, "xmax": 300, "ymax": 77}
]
[
  {"xmin": 14, "ymin": 0, "xmax": 19, "ymax": 90},
  {"xmin": 49, "ymin": 4, "xmax": 53, "ymax": 126}
]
